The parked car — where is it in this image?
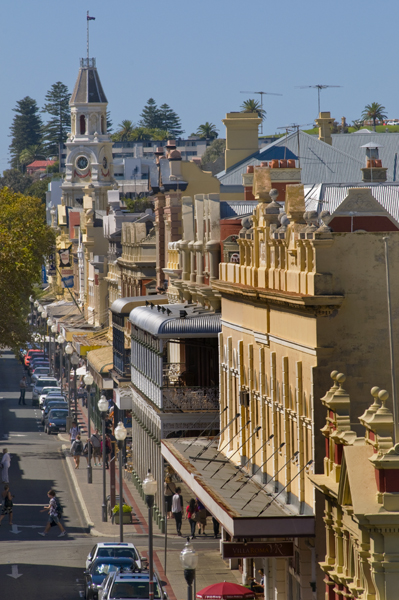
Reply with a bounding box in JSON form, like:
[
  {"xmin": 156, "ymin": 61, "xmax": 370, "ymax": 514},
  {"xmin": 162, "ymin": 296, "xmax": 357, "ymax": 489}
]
[
  {"xmin": 29, "ymin": 358, "xmax": 49, "ymax": 374},
  {"xmin": 31, "ymin": 367, "xmax": 51, "ymax": 385},
  {"xmin": 99, "ymin": 570, "xmax": 162, "ymax": 600},
  {"xmin": 44, "ymin": 408, "xmax": 69, "ymax": 434},
  {"xmin": 24, "ymin": 349, "xmax": 44, "ymax": 367},
  {"xmin": 86, "ymin": 543, "xmax": 143, "ymax": 571},
  {"xmin": 39, "ymin": 387, "xmax": 63, "ymax": 407},
  {"xmin": 32, "ymin": 378, "xmax": 59, "ymax": 405},
  {"xmin": 42, "ymin": 394, "xmax": 67, "ymax": 409},
  {"xmin": 42, "ymin": 400, "xmax": 68, "ymax": 424},
  {"xmin": 84, "ymin": 557, "xmax": 137, "ymax": 600}
]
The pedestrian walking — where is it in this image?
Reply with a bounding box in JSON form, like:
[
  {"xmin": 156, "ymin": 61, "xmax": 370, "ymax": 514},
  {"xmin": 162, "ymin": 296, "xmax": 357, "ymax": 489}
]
[
  {"xmin": 164, "ymin": 475, "xmax": 176, "ymax": 519},
  {"xmin": 71, "ymin": 435, "xmax": 83, "ymax": 469},
  {"xmin": 18, "ymin": 376, "xmax": 27, "ymax": 405},
  {"xmin": 90, "ymin": 429, "xmax": 102, "ymax": 465},
  {"xmin": 171, "ymin": 487, "xmax": 183, "ymax": 536},
  {"xmin": 196, "ymin": 498, "xmax": 207, "ymax": 535},
  {"xmin": 83, "ymin": 438, "xmax": 91, "ymax": 464},
  {"xmin": 186, "ymin": 498, "xmax": 198, "ymax": 539},
  {"xmin": 212, "ymin": 516, "xmax": 220, "ymax": 539},
  {"xmin": 69, "ymin": 421, "xmax": 80, "ymax": 448},
  {"xmin": 38, "ymin": 489, "xmax": 66, "ymax": 537},
  {"xmin": 1, "ymin": 449, "xmax": 11, "ymax": 483},
  {"xmin": 101, "ymin": 434, "xmax": 112, "ymax": 469},
  {"xmin": 0, "ymin": 484, "xmax": 14, "ymax": 526}
]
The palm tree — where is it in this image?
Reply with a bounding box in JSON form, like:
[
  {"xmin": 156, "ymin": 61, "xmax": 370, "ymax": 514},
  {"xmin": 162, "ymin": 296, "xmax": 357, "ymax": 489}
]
[
  {"xmin": 115, "ymin": 119, "xmax": 136, "ymax": 141},
  {"xmin": 19, "ymin": 144, "xmax": 48, "ymax": 170},
  {"xmin": 196, "ymin": 122, "xmax": 219, "ymax": 140},
  {"xmin": 241, "ymin": 99, "xmax": 266, "ymax": 121},
  {"xmin": 361, "ymin": 103, "xmax": 388, "ymax": 131}
]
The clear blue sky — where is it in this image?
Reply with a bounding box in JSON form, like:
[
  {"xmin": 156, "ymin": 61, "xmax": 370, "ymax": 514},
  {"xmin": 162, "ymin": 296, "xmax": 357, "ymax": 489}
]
[{"xmin": 1, "ymin": 0, "xmax": 398, "ymax": 171}]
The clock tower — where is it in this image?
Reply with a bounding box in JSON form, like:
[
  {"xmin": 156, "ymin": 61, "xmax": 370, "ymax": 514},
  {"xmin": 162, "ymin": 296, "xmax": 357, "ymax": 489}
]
[{"xmin": 61, "ymin": 58, "xmax": 114, "ymax": 210}]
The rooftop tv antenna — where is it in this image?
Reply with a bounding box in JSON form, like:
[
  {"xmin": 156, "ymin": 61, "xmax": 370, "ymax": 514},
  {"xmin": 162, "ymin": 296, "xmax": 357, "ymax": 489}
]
[
  {"xmin": 240, "ymin": 91, "xmax": 283, "ymax": 134},
  {"xmin": 277, "ymin": 123, "xmax": 314, "ymax": 165},
  {"xmin": 296, "ymin": 84, "xmax": 342, "ymax": 115}
]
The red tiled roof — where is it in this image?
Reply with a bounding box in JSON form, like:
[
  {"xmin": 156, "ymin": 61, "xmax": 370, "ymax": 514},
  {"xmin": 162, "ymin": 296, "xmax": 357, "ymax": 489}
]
[{"xmin": 27, "ymin": 160, "xmax": 55, "ymax": 167}]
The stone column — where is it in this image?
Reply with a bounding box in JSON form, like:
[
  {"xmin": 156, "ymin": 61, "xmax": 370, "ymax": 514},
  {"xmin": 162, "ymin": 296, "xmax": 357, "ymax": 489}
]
[
  {"xmin": 179, "ymin": 240, "xmax": 190, "ymax": 281},
  {"xmin": 194, "ymin": 241, "xmax": 204, "ymax": 284},
  {"xmin": 206, "ymin": 240, "xmax": 220, "ymax": 281},
  {"xmin": 189, "ymin": 241, "xmax": 196, "ymax": 283}
]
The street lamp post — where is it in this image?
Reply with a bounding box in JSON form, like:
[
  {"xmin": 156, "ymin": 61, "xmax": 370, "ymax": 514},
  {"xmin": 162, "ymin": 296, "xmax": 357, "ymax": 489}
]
[
  {"xmin": 98, "ymin": 395, "xmax": 109, "ymax": 522},
  {"xmin": 115, "ymin": 422, "xmax": 128, "ymax": 543},
  {"xmin": 143, "ymin": 469, "xmax": 158, "ymax": 600},
  {"xmin": 70, "ymin": 352, "xmax": 79, "ymax": 419},
  {"xmin": 65, "ymin": 343, "xmax": 73, "ymax": 417},
  {"xmin": 84, "ymin": 373, "xmax": 94, "ymax": 484},
  {"xmin": 51, "ymin": 323, "xmax": 57, "ymax": 377},
  {"xmin": 41, "ymin": 310, "xmax": 47, "ymax": 357},
  {"xmin": 180, "ymin": 538, "xmax": 198, "ymax": 600},
  {"xmin": 57, "ymin": 335, "xmax": 65, "ymax": 391},
  {"xmin": 47, "ymin": 317, "xmax": 53, "ymax": 364}
]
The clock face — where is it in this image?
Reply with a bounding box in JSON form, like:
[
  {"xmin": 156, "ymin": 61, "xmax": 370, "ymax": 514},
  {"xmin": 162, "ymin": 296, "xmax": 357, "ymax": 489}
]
[
  {"xmin": 76, "ymin": 156, "xmax": 88, "ymax": 170},
  {"xmin": 103, "ymin": 156, "xmax": 108, "ymax": 169}
]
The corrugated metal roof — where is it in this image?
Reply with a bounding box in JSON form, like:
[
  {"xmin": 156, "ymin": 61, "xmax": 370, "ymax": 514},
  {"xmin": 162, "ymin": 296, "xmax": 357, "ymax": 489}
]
[
  {"xmin": 220, "ymin": 201, "xmax": 258, "ymax": 219},
  {"xmin": 331, "ymin": 132, "xmax": 399, "ymax": 182},
  {"xmin": 304, "ymin": 182, "xmax": 399, "ymax": 223},
  {"xmin": 110, "ymin": 295, "xmax": 167, "ymax": 315},
  {"xmin": 217, "ymin": 131, "xmax": 365, "ymax": 186},
  {"xmin": 129, "ymin": 304, "xmax": 221, "ymax": 338}
]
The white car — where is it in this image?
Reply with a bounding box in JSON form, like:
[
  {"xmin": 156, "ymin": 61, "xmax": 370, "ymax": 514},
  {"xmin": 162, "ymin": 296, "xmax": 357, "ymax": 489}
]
[
  {"xmin": 39, "ymin": 387, "xmax": 63, "ymax": 407},
  {"xmin": 86, "ymin": 542, "xmax": 143, "ymax": 571},
  {"xmin": 32, "ymin": 377, "xmax": 59, "ymax": 403}
]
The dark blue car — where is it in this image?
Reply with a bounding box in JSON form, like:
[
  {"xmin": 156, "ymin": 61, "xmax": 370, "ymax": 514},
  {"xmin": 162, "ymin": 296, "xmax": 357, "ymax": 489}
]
[
  {"xmin": 84, "ymin": 557, "xmax": 137, "ymax": 600},
  {"xmin": 44, "ymin": 408, "xmax": 68, "ymax": 434}
]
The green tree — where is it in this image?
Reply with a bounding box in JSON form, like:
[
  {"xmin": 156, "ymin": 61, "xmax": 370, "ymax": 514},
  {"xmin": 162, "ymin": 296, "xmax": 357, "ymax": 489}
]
[
  {"xmin": 241, "ymin": 98, "xmax": 266, "ymax": 121},
  {"xmin": 158, "ymin": 103, "xmax": 184, "ymax": 137},
  {"xmin": 19, "ymin": 144, "xmax": 47, "ymax": 169},
  {"xmin": 0, "ymin": 169, "xmax": 33, "ymax": 194},
  {"xmin": 123, "ymin": 196, "xmax": 153, "ymax": 213},
  {"xmin": 26, "ymin": 177, "xmax": 51, "ymax": 203},
  {"xmin": 0, "ymin": 187, "xmax": 55, "ymax": 348},
  {"xmin": 106, "ymin": 111, "xmax": 113, "ymax": 133},
  {"xmin": 41, "ymin": 82, "xmax": 71, "ymax": 157},
  {"xmin": 139, "ymin": 98, "xmax": 161, "ymax": 129},
  {"xmin": 196, "ymin": 122, "xmax": 219, "ymax": 140},
  {"xmin": 113, "ymin": 120, "xmax": 136, "ymax": 141},
  {"xmin": 130, "ymin": 127, "xmax": 152, "ymax": 141},
  {"xmin": 201, "ymin": 139, "xmax": 226, "ymax": 165},
  {"xmin": 361, "ymin": 102, "xmax": 388, "ymax": 131},
  {"xmin": 9, "ymin": 97, "xmax": 43, "ymax": 169}
]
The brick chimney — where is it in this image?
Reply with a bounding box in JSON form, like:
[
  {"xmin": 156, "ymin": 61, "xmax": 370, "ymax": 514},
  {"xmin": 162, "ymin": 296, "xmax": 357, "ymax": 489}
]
[
  {"xmin": 360, "ymin": 142, "xmax": 387, "ymax": 182},
  {"xmin": 315, "ymin": 111, "xmax": 334, "ymax": 145}
]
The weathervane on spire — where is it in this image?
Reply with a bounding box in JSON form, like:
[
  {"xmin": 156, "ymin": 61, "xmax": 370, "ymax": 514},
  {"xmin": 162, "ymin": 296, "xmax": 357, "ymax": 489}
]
[{"xmin": 87, "ymin": 11, "xmax": 95, "ymax": 59}]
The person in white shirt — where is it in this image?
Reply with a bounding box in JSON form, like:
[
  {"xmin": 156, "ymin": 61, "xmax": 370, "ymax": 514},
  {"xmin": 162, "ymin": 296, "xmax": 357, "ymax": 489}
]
[
  {"xmin": 1, "ymin": 449, "xmax": 11, "ymax": 483},
  {"xmin": 171, "ymin": 487, "xmax": 183, "ymax": 536}
]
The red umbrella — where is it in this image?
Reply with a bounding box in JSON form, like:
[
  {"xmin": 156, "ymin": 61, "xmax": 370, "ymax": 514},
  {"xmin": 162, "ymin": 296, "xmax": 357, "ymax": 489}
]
[{"xmin": 197, "ymin": 582, "xmax": 255, "ymax": 600}]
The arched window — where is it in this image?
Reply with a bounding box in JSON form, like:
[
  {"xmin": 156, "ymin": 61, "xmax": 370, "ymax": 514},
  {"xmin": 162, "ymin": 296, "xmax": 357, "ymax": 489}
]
[
  {"xmin": 101, "ymin": 115, "xmax": 106, "ymax": 134},
  {"xmin": 80, "ymin": 115, "xmax": 86, "ymax": 135}
]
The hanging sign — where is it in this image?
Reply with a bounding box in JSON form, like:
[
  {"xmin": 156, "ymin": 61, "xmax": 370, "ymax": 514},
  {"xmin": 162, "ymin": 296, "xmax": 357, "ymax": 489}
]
[
  {"xmin": 61, "ymin": 275, "xmax": 74, "ymax": 288},
  {"xmin": 59, "ymin": 245, "xmax": 72, "ymax": 267},
  {"xmin": 47, "ymin": 253, "xmax": 57, "ymax": 275},
  {"xmin": 222, "ymin": 541, "xmax": 294, "ymax": 559}
]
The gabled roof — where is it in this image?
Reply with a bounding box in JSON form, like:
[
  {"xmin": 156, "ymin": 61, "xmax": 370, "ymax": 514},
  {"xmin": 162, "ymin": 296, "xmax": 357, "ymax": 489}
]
[{"xmin": 304, "ymin": 182, "xmax": 399, "ymax": 224}]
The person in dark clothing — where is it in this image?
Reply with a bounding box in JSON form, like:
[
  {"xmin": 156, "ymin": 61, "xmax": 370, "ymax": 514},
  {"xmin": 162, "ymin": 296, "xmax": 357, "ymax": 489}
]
[
  {"xmin": 186, "ymin": 498, "xmax": 198, "ymax": 539},
  {"xmin": 19, "ymin": 376, "xmax": 27, "ymax": 405},
  {"xmin": 212, "ymin": 516, "xmax": 220, "ymax": 538}
]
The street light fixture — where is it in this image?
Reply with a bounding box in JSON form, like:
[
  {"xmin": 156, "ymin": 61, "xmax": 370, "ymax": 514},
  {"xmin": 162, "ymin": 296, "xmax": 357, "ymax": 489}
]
[
  {"xmin": 57, "ymin": 334, "xmax": 65, "ymax": 391},
  {"xmin": 65, "ymin": 343, "xmax": 73, "ymax": 408},
  {"xmin": 51, "ymin": 323, "xmax": 57, "ymax": 376},
  {"xmin": 143, "ymin": 468, "xmax": 158, "ymax": 600},
  {"xmin": 98, "ymin": 394, "xmax": 109, "ymax": 522},
  {"xmin": 84, "ymin": 372, "xmax": 94, "ymax": 484},
  {"xmin": 70, "ymin": 352, "xmax": 79, "ymax": 418},
  {"xmin": 115, "ymin": 421, "xmax": 127, "ymax": 543},
  {"xmin": 180, "ymin": 538, "xmax": 199, "ymax": 600}
]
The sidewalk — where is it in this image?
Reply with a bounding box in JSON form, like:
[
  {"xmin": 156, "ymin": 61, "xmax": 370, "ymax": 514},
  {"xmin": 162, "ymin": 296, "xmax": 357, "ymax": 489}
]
[{"xmin": 61, "ymin": 400, "xmax": 242, "ymax": 600}]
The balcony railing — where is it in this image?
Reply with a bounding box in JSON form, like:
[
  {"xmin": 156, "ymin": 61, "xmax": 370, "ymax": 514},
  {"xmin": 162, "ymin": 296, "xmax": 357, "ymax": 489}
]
[{"xmin": 162, "ymin": 386, "xmax": 219, "ymax": 412}]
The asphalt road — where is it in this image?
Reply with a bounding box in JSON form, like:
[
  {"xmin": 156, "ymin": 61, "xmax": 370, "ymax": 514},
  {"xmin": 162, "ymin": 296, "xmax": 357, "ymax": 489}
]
[
  {"xmin": 0, "ymin": 350, "xmax": 221, "ymax": 599},
  {"xmin": 0, "ymin": 349, "xmax": 92, "ymax": 599}
]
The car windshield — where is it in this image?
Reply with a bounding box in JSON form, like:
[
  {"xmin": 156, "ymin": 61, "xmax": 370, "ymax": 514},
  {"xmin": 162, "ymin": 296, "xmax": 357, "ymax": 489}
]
[
  {"xmin": 48, "ymin": 410, "xmax": 68, "ymax": 419},
  {"xmin": 110, "ymin": 581, "xmax": 161, "ymax": 599},
  {"xmin": 98, "ymin": 549, "xmax": 138, "ymax": 561},
  {"xmin": 36, "ymin": 380, "xmax": 58, "ymax": 388},
  {"xmin": 42, "ymin": 388, "xmax": 60, "ymax": 395},
  {"xmin": 92, "ymin": 563, "xmax": 127, "ymax": 576}
]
